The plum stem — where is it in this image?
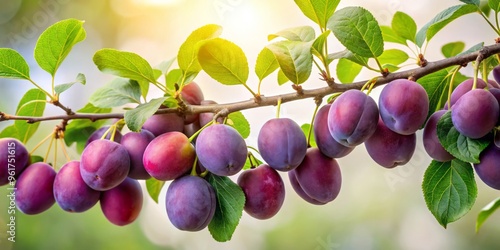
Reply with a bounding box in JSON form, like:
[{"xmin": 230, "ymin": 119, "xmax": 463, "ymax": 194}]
[
  {"xmin": 59, "ymin": 138, "xmax": 71, "ymax": 162},
  {"xmin": 110, "ymin": 125, "xmax": 118, "ymax": 142},
  {"xmin": 188, "ymin": 120, "xmax": 214, "ymax": 143},
  {"xmin": 100, "ymin": 125, "xmax": 113, "ymax": 141},
  {"xmin": 54, "ymin": 136, "xmax": 58, "ymax": 170},
  {"xmin": 242, "ymin": 83, "xmax": 258, "ymax": 99},
  {"xmin": 276, "ymin": 97, "xmax": 282, "ymax": 119},
  {"xmin": 478, "ymin": 10, "xmax": 500, "ymax": 37},
  {"xmin": 247, "ymin": 152, "xmax": 261, "ymax": 169},
  {"xmin": 482, "ymin": 61, "xmax": 489, "ymax": 85},
  {"xmin": 307, "ymin": 101, "xmax": 321, "ymax": 147},
  {"xmin": 29, "ymin": 132, "xmax": 54, "ymax": 156},
  {"xmin": 190, "ymin": 157, "xmax": 199, "ymax": 176},
  {"xmin": 247, "ymin": 145, "xmax": 260, "ymax": 154},
  {"xmin": 447, "ymin": 66, "xmax": 462, "ymax": 109},
  {"xmin": 44, "ymin": 135, "xmax": 55, "ymax": 165}
]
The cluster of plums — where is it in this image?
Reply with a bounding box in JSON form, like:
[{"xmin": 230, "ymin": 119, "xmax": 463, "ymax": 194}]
[
  {"xmin": 2, "ymin": 74, "xmax": 500, "ymax": 232},
  {"xmin": 423, "ymin": 69, "xmax": 500, "ymax": 191}
]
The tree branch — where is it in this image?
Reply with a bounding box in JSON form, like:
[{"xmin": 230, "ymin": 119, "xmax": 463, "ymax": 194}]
[
  {"xmin": 51, "ymin": 100, "xmax": 75, "ymax": 115},
  {"xmin": 2, "ymin": 43, "xmax": 500, "ymax": 124}
]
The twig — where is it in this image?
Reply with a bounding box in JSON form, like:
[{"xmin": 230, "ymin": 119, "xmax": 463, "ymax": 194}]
[{"xmin": 2, "ymin": 43, "xmax": 500, "ymax": 124}]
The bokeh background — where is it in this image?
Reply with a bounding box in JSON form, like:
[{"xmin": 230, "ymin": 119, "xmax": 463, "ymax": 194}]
[{"xmin": 0, "ymin": 0, "xmax": 500, "ymax": 249}]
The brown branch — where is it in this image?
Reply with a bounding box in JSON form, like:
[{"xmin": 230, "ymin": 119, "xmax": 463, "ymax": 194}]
[
  {"xmin": 51, "ymin": 100, "xmax": 75, "ymax": 115},
  {"xmin": 2, "ymin": 43, "xmax": 500, "ymax": 124}
]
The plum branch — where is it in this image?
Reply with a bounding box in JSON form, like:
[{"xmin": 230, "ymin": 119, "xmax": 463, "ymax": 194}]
[{"xmin": 2, "ymin": 42, "xmax": 500, "ymax": 125}]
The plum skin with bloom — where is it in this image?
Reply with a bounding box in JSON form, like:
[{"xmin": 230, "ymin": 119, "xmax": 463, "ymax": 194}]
[
  {"xmin": 237, "ymin": 164, "xmax": 285, "ymax": 219},
  {"xmin": 379, "ymin": 79, "xmax": 429, "ymax": 135},
  {"xmin": 328, "ymin": 89, "xmax": 379, "ymax": 147}
]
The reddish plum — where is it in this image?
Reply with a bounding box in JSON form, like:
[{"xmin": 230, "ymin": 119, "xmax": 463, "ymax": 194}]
[
  {"xmin": 143, "ymin": 131, "xmax": 195, "ymax": 181},
  {"xmin": 237, "ymin": 164, "xmax": 285, "ymax": 220},
  {"xmin": 80, "ymin": 140, "xmax": 130, "ymax": 191},
  {"xmin": 181, "ymin": 82, "xmax": 204, "ymax": 124},
  {"xmin": 121, "ymin": 129, "xmax": 155, "ymax": 180},
  {"xmin": 142, "ymin": 112, "xmax": 184, "ymax": 137},
  {"xmin": 288, "ymin": 170, "xmax": 325, "ymax": 205},
  {"xmin": 100, "ymin": 177, "xmax": 143, "ymax": 226},
  {"xmin": 365, "ymin": 118, "xmax": 416, "ymax": 168},
  {"xmin": 290, "ymin": 148, "xmax": 342, "ymax": 204}
]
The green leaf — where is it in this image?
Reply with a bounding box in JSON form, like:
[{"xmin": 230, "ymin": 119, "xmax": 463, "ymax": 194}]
[
  {"xmin": 11, "ymin": 89, "xmax": 46, "ymax": 144},
  {"xmin": 380, "ymin": 26, "xmax": 407, "ymax": 45},
  {"xmin": 93, "ymin": 49, "xmax": 156, "ymax": 83},
  {"xmin": 124, "ymin": 97, "xmax": 167, "ymax": 132},
  {"xmin": 416, "ymin": 69, "xmax": 449, "ymax": 119},
  {"xmin": 268, "ymin": 26, "xmax": 316, "ymax": 42},
  {"xmin": 422, "ymin": 159, "xmax": 477, "ymax": 228},
  {"xmin": 437, "ymin": 111, "xmax": 491, "ymax": 163},
  {"xmin": 146, "ymin": 178, "xmax": 165, "ymax": 203},
  {"xmin": 328, "ymin": 7, "xmax": 384, "ymax": 58},
  {"xmin": 55, "ymin": 73, "xmax": 86, "ymax": 94},
  {"xmin": 415, "ymin": 5, "xmax": 477, "ymax": 47},
  {"xmin": 294, "ymin": 0, "xmax": 340, "ymax": 29},
  {"xmin": 0, "ymin": 48, "xmax": 30, "ymax": 80},
  {"xmin": 135, "ymin": 69, "xmax": 161, "ymax": 100},
  {"xmin": 277, "ymin": 69, "xmax": 290, "ymax": 85},
  {"xmin": 65, "ymin": 126, "xmax": 98, "ymax": 153},
  {"xmin": 460, "ymin": 0, "xmax": 480, "ymax": 6},
  {"xmin": 178, "ymin": 24, "xmax": 223, "ymax": 82},
  {"xmin": 165, "ymin": 68, "xmax": 183, "ymax": 91},
  {"xmin": 207, "ymin": 174, "xmax": 245, "ymax": 242},
  {"xmin": 489, "ymin": 0, "xmax": 500, "ymax": 12},
  {"xmin": 329, "ymin": 50, "xmax": 369, "ymax": 67},
  {"xmin": 301, "ymin": 123, "xmax": 316, "ymax": 147},
  {"xmin": 267, "ymin": 41, "xmax": 313, "ymax": 84},
  {"xmin": 34, "ymin": 18, "xmax": 86, "ymax": 76},
  {"xmin": 391, "ymin": 11, "xmax": 417, "ymax": 43},
  {"xmin": 311, "ymin": 30, "xmax": 331, "ymax": 58},
  {"xmin": 90, "ymin": 78, "xmax": 142, "ymax": 108},
  {"xmin": 476, "ymin": 197, "xmax": 500, "ymax": 232},
  {"xmin": 198, "ymin": 38, "xmax": 249, "ymax": 85},
  {"xmin": 378, "ymin": 49, "xmax": 409, "ymax": 66},
  {"xmin": 441, "ymin": 42, "xmax": 466, "ymax": 58},
  {"xmin": 226, "ymin": 111, "xmax": 250, "ymax": 139},
  {"xmin": 482, "ymin": 1, "xmax": 493, "ymax": 16},
  {"xmin": 382, "ymin": 64, "xmax": 400, "ymax": 72},
  {"xmin": 0, "ymin": 126, "xmax": 19, "ymax": 140},
  {"xmin": 155, "ymin": 57, "xmax": 176, "ymax": 74},
  {"xmin": 336, "ymin": 58, "xmax": 362, "ymax": 83},
  {"xmin": 29, "ymin": 155, "xmax": 44, "ymax": 164},
  {"xmin": 458, "ymin": 42, "xmax": 484, "ymax": 56},
  {"xmin": 162, "ymin": 96, "xmax": 178, "ymax": 109},
  {"xmin": 481, "ymin": 55, "xmax": 499, "ymax": 80},
  {"xmin": 64, "ymin": 103, "xmax": 112, "ymax": 153},
  {"xmin": 255, "ymin": 47, "xmax": 279, "ymax": 82}
]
